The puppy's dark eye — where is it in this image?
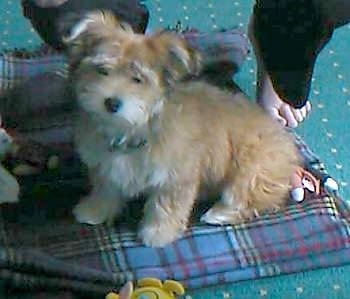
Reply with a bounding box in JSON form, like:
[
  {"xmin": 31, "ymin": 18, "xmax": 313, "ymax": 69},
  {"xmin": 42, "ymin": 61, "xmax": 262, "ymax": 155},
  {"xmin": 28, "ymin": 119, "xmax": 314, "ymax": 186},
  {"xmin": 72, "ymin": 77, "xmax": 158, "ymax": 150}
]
[
  {"xmin": 131, "ymin": 76, "xmax": 143, "ymax": 84},
  {"xmin": 96, "ymin": 66, "xmax": 109, "ymax": 76}
]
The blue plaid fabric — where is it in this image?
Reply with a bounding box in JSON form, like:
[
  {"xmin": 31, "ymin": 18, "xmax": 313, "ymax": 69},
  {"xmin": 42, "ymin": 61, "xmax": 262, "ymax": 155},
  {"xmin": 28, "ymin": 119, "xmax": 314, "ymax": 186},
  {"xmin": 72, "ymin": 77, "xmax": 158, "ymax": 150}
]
[
  {"xmin": 0, "ymin": 48, "xmax": 66, "ymax": 91},
  {"xmin": 94, "ymin": 196, "xmax": 350, "ymax": 288}
]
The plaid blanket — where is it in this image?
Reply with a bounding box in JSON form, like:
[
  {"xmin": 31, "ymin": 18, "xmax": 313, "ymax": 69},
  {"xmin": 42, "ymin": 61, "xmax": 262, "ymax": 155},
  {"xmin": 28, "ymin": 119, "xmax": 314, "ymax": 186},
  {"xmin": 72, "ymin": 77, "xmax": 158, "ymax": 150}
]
[
  {"xmin": 0, "ymin": 31, "xmax": 350, "ymax": 299},
  {"xmin": 0, "ymin": 47, "xmax": 67, "ymax": 92}
]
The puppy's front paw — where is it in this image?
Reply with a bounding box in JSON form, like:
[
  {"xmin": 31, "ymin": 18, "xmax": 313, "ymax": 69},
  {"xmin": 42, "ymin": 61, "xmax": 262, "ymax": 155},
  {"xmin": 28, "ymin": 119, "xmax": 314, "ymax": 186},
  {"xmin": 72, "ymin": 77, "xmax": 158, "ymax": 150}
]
[
  {"xmin": 73, "ymin": 196, "xmax": 114, "ymax": 225},
  {"xmin": 138, "ymin": 221, "xmax": 183, "ymax": 248}
]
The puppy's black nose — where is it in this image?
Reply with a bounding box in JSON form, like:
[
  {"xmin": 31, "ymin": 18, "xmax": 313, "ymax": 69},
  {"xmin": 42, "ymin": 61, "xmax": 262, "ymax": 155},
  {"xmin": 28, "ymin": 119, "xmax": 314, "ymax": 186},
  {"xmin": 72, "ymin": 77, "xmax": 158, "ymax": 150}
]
[{"xmin": 104, "ymin": 97, "xmax": 123, "ymax": 113}]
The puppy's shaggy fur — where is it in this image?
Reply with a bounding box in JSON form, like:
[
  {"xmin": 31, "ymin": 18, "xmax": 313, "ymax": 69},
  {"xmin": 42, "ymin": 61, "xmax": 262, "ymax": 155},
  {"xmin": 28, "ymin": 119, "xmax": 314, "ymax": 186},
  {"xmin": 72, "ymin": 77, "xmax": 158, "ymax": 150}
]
[{"xmin": 66, "ymin": 11, "xmax": 301, "ymax": 247}]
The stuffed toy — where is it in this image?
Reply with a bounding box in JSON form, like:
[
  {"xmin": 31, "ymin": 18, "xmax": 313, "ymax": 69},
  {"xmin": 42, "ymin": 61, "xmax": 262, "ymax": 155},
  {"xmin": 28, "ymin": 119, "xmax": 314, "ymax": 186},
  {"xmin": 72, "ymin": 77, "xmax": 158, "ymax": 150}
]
[
  {"xmin": 290, "ymin": 166, "xmax": 321, "ymax": 202},
  {"xmin": 105, "ymin": 278, "xmax": 185, "ymax": 299},
  {"xmin": 0, "ymin": 119, "xmax": 62, "ymax": 203},
  {"xmin": 290, "ymin": 164, "xmax": 339, "ymax": 202}
]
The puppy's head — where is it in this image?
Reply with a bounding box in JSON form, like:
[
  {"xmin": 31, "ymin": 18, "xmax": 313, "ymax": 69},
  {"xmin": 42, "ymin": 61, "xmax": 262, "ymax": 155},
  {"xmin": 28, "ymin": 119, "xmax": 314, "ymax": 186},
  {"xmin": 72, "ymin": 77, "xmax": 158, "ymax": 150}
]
[{"xmin": 65, "ymin": 10, "xmax": 201, "ymax": 129}]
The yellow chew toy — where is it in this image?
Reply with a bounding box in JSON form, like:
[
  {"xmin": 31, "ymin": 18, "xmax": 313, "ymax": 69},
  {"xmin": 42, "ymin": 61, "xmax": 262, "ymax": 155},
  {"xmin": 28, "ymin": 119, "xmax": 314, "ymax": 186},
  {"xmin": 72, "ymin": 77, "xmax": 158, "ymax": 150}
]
[{"xmin": 106, "ymin": 278, "xmax": 185, "ymax": 299}]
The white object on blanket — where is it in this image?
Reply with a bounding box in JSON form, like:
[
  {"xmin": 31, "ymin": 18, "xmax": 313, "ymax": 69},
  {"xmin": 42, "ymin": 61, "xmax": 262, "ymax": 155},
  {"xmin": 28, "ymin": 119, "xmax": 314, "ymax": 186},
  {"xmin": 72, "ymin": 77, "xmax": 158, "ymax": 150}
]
[
  {"xmin": 291, "ymin": 187, "xmax": 305, "ymax": 203},
  {"xmin": 0, "ymin": 125, "xmax": 19, "ymax": 204},
  {"xmin": 0, "ymin": 165, "xmax": 19, "ymax": 204}
]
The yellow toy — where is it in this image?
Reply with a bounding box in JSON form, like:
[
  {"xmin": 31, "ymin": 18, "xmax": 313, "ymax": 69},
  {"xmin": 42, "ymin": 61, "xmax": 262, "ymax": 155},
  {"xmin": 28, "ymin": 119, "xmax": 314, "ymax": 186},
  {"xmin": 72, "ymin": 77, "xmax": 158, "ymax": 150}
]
[{"xmin": 106, "ymin": 278, "xmax": 185, "ymax": 299}]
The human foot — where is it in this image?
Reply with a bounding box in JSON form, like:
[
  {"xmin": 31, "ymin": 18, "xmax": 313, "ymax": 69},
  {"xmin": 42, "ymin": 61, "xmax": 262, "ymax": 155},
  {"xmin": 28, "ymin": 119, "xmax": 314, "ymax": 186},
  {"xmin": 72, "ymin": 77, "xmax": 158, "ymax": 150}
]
[
  {"xmin": 257, "ymin": 69, "xmax": 312, "ymax": 128},
  {"xmin": 248, "ymin": 16, "xmax": 312, "ymax": 128}
]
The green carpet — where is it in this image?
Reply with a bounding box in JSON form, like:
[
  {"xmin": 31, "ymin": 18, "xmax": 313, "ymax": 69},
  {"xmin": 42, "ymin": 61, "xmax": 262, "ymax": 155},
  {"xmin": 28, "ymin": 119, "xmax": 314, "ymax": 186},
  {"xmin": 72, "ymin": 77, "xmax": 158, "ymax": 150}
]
[
  {"xmin": 1, "ymin": 1, "xmax": 350, "ymax": 298},
  {"xmin": 186, "ymin": 264, "xmax": 350, "ymax": 299}
]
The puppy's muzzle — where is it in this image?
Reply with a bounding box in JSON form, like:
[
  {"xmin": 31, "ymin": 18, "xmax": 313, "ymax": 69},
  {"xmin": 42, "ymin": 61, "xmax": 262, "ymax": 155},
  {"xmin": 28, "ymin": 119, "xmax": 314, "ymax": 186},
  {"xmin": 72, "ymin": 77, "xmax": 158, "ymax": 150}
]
[{"xmin": 104, "ymin": 97, "xmax": 123, "ymax": 113}]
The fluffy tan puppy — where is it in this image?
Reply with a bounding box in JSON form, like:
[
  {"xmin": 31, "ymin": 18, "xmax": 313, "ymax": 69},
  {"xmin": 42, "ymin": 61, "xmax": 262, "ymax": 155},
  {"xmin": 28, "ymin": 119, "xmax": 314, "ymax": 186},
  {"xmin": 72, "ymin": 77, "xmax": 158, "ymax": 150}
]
[{"xmin": 65, "ymin": 11, "xmax": 301, "ymax": 247}]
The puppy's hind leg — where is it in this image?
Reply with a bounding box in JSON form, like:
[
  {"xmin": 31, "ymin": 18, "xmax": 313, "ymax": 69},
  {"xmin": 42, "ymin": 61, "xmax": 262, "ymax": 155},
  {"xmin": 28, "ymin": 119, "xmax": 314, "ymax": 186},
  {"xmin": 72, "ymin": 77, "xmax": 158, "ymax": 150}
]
[
  {"xmin": 202, "ymin": 161, "xmax": 290, "ymax": 225},
  {"xmin": 201, "ymin": 179, "xmax": 253, "ymax": 225},
  {"xmin": 139, "ymin": 181, "xmax": 199, "ymax": 247}
]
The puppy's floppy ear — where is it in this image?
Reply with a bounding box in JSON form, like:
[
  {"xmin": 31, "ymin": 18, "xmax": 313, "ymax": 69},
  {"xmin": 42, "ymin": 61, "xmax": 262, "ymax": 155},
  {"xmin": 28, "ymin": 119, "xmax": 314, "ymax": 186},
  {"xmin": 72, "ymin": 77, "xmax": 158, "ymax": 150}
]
[
  {"xmin": 154, "ymin": 32, "xmax": 202, "ymax": 85},
  {"xmin": 62, "ymin": 10, "xmax": 133, "ymax": 68}
]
